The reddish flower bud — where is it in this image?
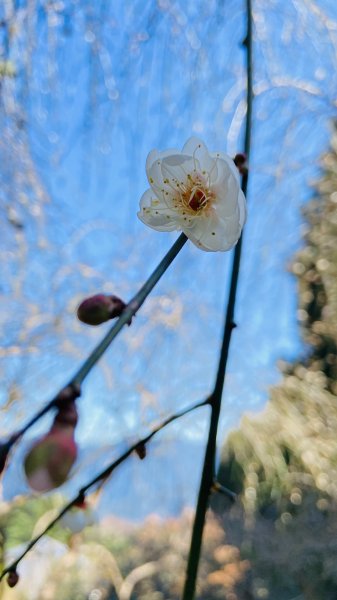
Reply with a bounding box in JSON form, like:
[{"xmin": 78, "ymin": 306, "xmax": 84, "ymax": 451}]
[
  {"xmin": 24, "ymin": 405, "xmax": 78, "ymax": 492},
  {"xmin": 234, "ymin": 153, "xmax": 248, "ymax": 175},
  {"xmin": 77, "ymin": 294, "xmax": 126, "ymax": 326},
  {"xmin": 7, "ymin": 570, "xmax": 19, "ymax": 588},
  {"xmin": 233, "ymin": 152, "xmax": 246, "ymax": 166},
  {"xmin": 135, "ymin": 442, "xmax": 147, "ymax": 460}
]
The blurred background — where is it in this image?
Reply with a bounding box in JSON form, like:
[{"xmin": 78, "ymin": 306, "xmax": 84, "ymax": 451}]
[{"xmin": 1, "ymin": 0, "xmax": 337, "ymax": 598}]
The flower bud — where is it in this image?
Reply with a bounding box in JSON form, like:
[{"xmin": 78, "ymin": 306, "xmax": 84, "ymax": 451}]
[
  {"xmin": 24, "ymin": 405, "xmax": 78, "ymax": 492},
  {"xmin": 234, "ymin": 153, "xmax": 248, "ymax": 175},
  {"xmin": 7, "ymin": 570, "xmax": 19, "ymax": 588},
  {"xmin": 77, "ymin": 294, "xmax": 126, "ymax": 326},
  {"xmin": 135, "ymin": 442, "xmax": 147, "ymax": 460}
]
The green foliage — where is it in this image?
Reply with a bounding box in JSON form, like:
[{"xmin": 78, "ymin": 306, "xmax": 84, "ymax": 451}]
[
  {"xmin": 291, "ymin": 129, "xmax": 337, "ymax": 388},
  {"xmin": 214, "ymin": 126, "xmax": 337, "ymax": 599},
  {"xmin": 25, "ymin": 513, "xmax": 250, "ymax": 600},
  {"xmin": 0, "ymin": 494, "xmax": 76, "ymax": 553}
]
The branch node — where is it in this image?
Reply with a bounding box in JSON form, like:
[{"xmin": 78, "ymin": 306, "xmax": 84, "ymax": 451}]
[
  {"xmin": 73, "ymin": 491, "xmax": 87, "ymax": 509},
  {"xmin": 10, "ymin": 431, "xmax": 21, "ymax": 444},
  {"xmin": 0, "ymin": 430, "xmax": 22, "ymax": 477},
  {"xmin": 0, "ymin": 395, "xmax": 206, "ymax": 580},
  {"xmin": 135, "ymin": 442, "xmax": 147, "ymax": 460},
  {"xmin": 206, "ymin": 394, "xmax": 215, "ymax": 407},
  {"xmin": 54, "ymin": 383, "xmax": 81, "ymax": 409},
  {"xmin": 211, "ymin": 480, "xmax": 237, "ymax": 502}
]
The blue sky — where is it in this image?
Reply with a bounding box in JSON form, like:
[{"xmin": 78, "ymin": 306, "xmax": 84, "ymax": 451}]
[{"xmin": 1, "ymin": 0, "xmax": 337, "ymax": 504}]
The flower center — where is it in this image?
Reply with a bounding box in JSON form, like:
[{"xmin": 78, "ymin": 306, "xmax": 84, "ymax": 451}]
[{"xmin": 188, "ymin": 187, "xmax": 207, "ymax": 212}]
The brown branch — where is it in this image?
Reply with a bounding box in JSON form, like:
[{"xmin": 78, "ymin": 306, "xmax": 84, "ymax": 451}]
[
  {"xmin": 181, "ymin": 1, "xmax": 253, "ymax": 598},
  {"xmin": 0, "ymin": 396, "xmax": 209, "ymax": 581},
  {"xmin": 0, "ymin": 234, "xmax": 188, "ymax": 475}
]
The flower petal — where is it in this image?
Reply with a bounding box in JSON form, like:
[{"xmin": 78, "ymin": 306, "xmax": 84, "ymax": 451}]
[
  {"xmin": 182, "ymin": 137, "xmax": 219, "ymax": 180},
  {"xmin": 161, "ymin": 154, "xmax": 200, "ymax": 191},
  {"xmin": 183, "ymin": 209, "xmax": 241, "ymax": 252},
  {"xmin": 147, "ymin": 150, "xmax": 198, "ymax": 198},
  {"xmin": 146, "ymin": 149, "xmax": 181, "ymax": 198},
  {"xmin": 211, "ymin": 159, "xmax": 242, "ymax": 218},
  {"xmin": 137, "ymin": 189, "xmax": 178, "ymax": 232},
  {"xmin": 211, "ymin": 152, "xmax": 240, "ymax": 183},
  {"xmin": 146, "ymin": 148, "xmax": 179, "ymax": 174}
]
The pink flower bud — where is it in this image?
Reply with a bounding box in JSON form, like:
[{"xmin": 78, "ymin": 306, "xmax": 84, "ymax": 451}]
[
  {"xmin": 77, "ymin": 294, "xmax": 126, "ymax": 326},
  {"xmin": 24, "ymin": 406, "xmax": 78, "ymax": 492},
  {"xmin": 7, "ymin": 570, "xmax": 19, "ymax": 588}
]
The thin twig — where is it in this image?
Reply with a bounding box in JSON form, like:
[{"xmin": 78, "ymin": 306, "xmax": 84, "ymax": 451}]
[
  {"xmin": 211, "ymin": 480, "xmax": 237, "ymax": 502},
  {"xmin": 0, "ymin": 234, "xmax": 188, "ymax": 463},
  {"xmin": 0, "ymin": 396, "xmax": 209, "ymax": 581},
  {"xmin": 181, "ymin": 2, "xmax": 253, "ymax": 598}
]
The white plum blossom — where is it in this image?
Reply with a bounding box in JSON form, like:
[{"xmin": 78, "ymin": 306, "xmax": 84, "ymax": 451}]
[{"xmin": 138, "ymin": 137, "xmax": 246, "ymax": 252}]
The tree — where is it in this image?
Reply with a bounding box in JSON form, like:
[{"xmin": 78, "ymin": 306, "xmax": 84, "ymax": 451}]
[{"xmin": 215, "ymin": 126, "xmax": 337, "ymax": 599}]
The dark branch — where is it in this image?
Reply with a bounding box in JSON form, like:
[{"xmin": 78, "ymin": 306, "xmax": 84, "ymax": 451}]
[
  {"xmin": 0, "ymin": 396, "xmax": 209, "ymax": 581},
  {"xmin": 0, "ymin": 233, "xmax": 188, "ymax": 472},
  {"xmin": 211, "ymin": 480, "xmax": 237, "ymax": 502},
  {"xmin": 181, "ymin": 2, "xmax": 253, "ymax": 598}
]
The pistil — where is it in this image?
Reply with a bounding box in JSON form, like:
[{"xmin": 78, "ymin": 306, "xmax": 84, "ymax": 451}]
[{"xmin": 189, "ymin": 188, "xmax": 207, "ymax": 211}]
